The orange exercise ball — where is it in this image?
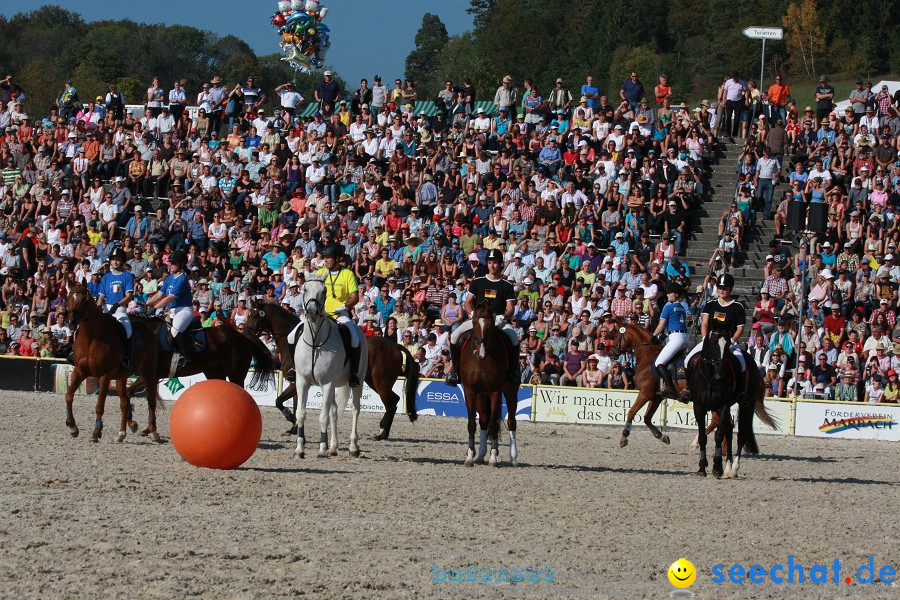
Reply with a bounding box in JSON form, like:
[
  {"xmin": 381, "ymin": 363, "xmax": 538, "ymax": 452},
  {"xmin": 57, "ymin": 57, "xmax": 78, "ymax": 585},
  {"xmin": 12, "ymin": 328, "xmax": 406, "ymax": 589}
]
[{"xmin": 169, "ymin": 380, "xmax": 262, "ymax": 469}]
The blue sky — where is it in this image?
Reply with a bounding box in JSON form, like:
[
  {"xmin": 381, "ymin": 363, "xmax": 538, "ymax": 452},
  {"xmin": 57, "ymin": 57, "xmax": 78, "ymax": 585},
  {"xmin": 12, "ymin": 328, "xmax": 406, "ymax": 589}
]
[{"xmin": 8, "ymin": 1, "xmax": 474, "ymax": 85}]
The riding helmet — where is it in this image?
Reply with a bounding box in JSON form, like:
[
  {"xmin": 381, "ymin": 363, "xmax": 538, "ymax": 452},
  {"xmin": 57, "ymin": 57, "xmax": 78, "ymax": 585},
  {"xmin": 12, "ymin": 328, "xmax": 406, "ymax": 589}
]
[
  {"xmin": 666, "ymin": 282, "xmax": 684, "ymax": 296},
  {"xmin": 716, "ymin": 273, "xmax": 735, "ymax": 288},
  {"xmin": 170, "ymin": 250, "xmax": 188, "ymax": 267},
  {"xmin": 109, "ymin": 248, "xmax": 127, "ymax": 262},
  {"xmin": 486, "ymin": 248, "xmax": 504, "ymax": 263},
  {"xmin": 323, "ymin": 243, "xmax": 344, "ymax": 259}
]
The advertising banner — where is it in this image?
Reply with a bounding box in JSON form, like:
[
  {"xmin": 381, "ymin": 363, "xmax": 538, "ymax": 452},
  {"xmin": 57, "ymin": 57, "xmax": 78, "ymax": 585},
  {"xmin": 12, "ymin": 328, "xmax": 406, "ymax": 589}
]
[
  {"xmin": 662, "ymin": 398, "xmax": 792, "ymax": 436},
  {"xmin": 794, "ymin": 401, "xmax": 900, "ymax": 441},
  {"xmin": 531, "ymin": 386, "xmax": 648, "ymax": 426},
  {"xmin": 415, "ymin": 379, "xmax": 533, "ymax": 421},
  {"xmin": 157, "ymin": 372, "xmax": 279, "ymax": 406}
]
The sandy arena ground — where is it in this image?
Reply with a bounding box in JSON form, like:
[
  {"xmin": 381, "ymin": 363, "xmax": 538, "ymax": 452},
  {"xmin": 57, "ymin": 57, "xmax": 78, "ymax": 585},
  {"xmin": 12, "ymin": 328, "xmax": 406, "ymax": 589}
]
[{"xmin": 0, "ymin": 390, "xmax": 897, "ymax": 600}]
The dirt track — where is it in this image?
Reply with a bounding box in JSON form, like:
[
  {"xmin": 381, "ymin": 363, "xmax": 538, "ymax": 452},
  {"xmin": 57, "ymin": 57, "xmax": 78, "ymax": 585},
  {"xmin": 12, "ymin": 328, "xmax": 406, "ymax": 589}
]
[{"xmin": 0, "ymin": 390, "xmax": 897, "ymax": 599}]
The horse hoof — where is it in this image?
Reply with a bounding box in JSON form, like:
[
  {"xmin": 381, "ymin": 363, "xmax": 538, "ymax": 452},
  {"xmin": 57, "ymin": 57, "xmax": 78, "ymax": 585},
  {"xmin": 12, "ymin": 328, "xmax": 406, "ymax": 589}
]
[
  {"xmin": 509, "ymin": 459, "xmax": 518, "ymax": 467},
  {"xmin": 283, "ymin": 426, "xmax": 297, "ymax": 436},
  {"xmin": 149, "ymin": 432, "xmax": 161, "ymax": 443},
  {"xmin": 69, "ymin": 427, "xmax": 79, "ymax": 438},
  {"xmin": 317, "ymin": 452, "xmax": 328, "ymax": 458},
  {"xmin": 714, "ymin": 470, "xmax": 723, "ymax": 479},
  {"xmin": 696, "ymin": 470, "xmax": 707, "ymax": 477},
  {"xmin": 349, "ymin": 449, "xmax": 360, "ymax": 458},
  {"xmin": 689, "ymin": 442, "xmax": 699, "ymax": 451},
  {"xmin": 116, "ymin": 432, "xmax": 126, "ymax": 443},
  {"xmin": 293, "ymin": 450, "xmax": 305, "ymax": 459},
  {"xmin": 660, "ymin": 435, "xmax": 670, "ymax": 445},
  {"xmin": 327, "ymin": 449, "xmax": 338, "ymax": 457},
  {"xmin": 128, "ymin": 421, "xmax": 139, "ymax": 433},
  {"xmin": 464, "ymin": 459, "xmax": 474, "ymax": 467},
  {"xmin": 475, "ymin": 456, "xmax": 485, "ymax": 465},
  {"xmin": 92, "ymin": 430, "xmax": 102, "ymax": 442},
  {"xmin": 619, "ymin": 437, "xmax": 628, "ymax": 448},
  {"xmin": 373, "ymin": 430, "xmax": 387, "ymax": 441}
]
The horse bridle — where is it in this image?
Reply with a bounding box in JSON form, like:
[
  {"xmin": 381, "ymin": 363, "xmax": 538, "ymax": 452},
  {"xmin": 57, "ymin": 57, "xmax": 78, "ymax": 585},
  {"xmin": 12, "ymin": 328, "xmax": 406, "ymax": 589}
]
[{"xmin": 613, "ymin": 325, "xmax": 658, "ymax": 356}]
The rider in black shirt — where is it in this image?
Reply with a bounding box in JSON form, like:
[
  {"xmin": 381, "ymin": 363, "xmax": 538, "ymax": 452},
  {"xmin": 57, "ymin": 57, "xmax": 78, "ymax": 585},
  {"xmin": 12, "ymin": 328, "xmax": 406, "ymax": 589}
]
[
  {"xmin": 681, "ymin": 273, "xmax": 747, "ymax": 401},
  {"xmin": 445, "ymin": 248, "xmax": 518, "ymax": 385}
]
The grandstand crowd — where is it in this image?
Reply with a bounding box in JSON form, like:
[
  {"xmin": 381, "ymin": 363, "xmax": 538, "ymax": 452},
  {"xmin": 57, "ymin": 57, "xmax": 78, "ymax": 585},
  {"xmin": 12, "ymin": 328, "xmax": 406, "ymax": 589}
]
[{"xmin": 0, "ymin": 70, "xmax": 899, "ymax": 401}]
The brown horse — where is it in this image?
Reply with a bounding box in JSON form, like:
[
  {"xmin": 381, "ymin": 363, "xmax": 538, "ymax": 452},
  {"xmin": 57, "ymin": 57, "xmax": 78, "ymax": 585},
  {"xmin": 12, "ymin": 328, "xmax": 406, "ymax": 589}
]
[
  {"xmin": 242, "ymin": 301, "xmax": 418, "ymax": 439},
  {"xmin": 459, "ymin": 298, "xmax": 518, "ymax": 467},
  {"xmin": 612, "ymin": 321, "xmax": 777, "ymax": 451},
  {"xmin": 65, "ymin": 284, "xmax": 278, "ymax": 442}
]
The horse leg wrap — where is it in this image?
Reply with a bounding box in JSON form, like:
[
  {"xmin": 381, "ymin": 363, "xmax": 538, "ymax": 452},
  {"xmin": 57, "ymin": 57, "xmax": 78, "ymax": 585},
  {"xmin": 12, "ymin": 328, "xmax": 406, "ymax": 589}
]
[
  {"xmin": 66, "ymin": 409, "xmax": 74, "ymax": 420},
  {"xmin": 281, "ymin": 406, "xmax": 295, "ymax": 421},
  {"xmin": 95, "ymin": 419, "xmax": 103, "ymax": 431},
  {"xmin": 298, "ymin": 426, "xmax": 305, "ymax": 441},
  {"xmin": 319, "ymin": 431, "xmax": 328, "ymax": 445},
  {"xmin": 623, "ymin": 422, "xmax": 633, "ymax": 435}
]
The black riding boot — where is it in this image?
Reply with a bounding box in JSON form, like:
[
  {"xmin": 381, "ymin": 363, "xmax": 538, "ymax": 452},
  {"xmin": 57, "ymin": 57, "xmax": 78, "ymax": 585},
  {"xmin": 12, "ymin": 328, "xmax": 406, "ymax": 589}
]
[
  {"xmin": 445, "ymin": 343, "xmax": 461, "ymax": 385},
  {"xmin": 347, "ymin": 343, "xmax": 361, "ymax": 388},
  {"xmin": 658, "ymin": 366, "xmax": 679, "ymax": 399},
  {"xmin": 174, "ymin": 334, "xmax": 193, "ymax": 369},
  {"xmin": 120, "ymin": 335, "xmax": 133, "ymax": 371}
]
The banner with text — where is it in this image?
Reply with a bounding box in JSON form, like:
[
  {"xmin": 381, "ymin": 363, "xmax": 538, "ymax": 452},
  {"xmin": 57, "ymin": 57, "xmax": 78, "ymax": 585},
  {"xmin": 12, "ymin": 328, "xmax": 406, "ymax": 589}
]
[
  {"xmin": 794, "ymin": 401, "xmax": 900, "ymax": 441},
  {"xmin": 532, "ymin": 386, "xmax": 650, "ymax": 426},
  {"xmin": 414, "ymin": 379, "xmax": 533, "ymax": 421},
  {"xmin": 661, "ymin": 399, "xmax": 792, "ymax": 436}
]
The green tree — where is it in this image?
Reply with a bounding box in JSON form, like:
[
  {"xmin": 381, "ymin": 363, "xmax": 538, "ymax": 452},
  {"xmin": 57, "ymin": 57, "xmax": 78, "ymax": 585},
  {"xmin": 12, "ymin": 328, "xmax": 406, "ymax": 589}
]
[{"xmin": 404, "ymin": 13, "xmax": 449, "ymax": 98}]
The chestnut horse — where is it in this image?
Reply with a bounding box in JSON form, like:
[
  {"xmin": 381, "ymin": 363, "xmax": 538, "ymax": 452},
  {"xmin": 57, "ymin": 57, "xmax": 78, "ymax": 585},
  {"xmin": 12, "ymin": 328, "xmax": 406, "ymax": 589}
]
[
  {"xmin": 65, "ymin": 284, "xmax": 277, "ymax": 442},
  {"xmin": 242, "ymin": 301, "xmax": 418, "ymax": 440},
  {"xmin": 612, "ymin": 321, "xmax": 776, "ymax": 450},
  {"xmin": 459, "ymin": 298, "xmax": 518, "ymax": 467}
]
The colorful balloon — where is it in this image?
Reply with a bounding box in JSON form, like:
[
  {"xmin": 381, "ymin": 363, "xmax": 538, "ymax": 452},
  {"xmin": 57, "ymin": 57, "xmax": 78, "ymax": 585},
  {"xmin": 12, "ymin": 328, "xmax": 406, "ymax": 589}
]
[{"xmin": 273, "ymin": 0, "xmax": 330, "ymax": 74}]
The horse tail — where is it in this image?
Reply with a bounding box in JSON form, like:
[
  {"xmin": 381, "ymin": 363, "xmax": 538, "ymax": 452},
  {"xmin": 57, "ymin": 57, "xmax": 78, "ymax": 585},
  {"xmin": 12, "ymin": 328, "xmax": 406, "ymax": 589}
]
[
  {"xmin": 243, "ymin": 330, "xmax": 279, "ymax": 391},
  {"xmin": 754, "ymin": 394, "xmax": 779, "ymax": 431},
  {"xmin": 736, "ymin": 384, "xmax": 762, "ymax": 455},
  {"xmin": 399, "ymin": 344, "xmax": 418, "ymax": 422}
]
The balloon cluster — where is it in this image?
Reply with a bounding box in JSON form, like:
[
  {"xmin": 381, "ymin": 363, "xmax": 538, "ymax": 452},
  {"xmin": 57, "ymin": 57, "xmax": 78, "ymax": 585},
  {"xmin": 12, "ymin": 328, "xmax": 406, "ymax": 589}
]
[{"xmin": 272, "ymin": 0, "xmax": 331, "ymax": 74}]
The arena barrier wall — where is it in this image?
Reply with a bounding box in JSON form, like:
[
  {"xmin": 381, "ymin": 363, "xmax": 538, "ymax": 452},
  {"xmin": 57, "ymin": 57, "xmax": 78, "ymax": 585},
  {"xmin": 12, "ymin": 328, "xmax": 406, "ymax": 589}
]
[{"xmin": 31, "ymin": 359, "xmax": 899, "ymax": 442}]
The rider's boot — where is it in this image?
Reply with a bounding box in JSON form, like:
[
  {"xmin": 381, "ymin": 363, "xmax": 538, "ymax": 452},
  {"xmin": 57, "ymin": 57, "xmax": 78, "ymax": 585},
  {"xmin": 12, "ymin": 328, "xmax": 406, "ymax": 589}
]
[
  {"xmin": 658, "ymin": 365, "xmax": 679, "ymax": 399},
  {"xmin": 445, "ymin": 343, "xmax": 461, "ymax": 386}
]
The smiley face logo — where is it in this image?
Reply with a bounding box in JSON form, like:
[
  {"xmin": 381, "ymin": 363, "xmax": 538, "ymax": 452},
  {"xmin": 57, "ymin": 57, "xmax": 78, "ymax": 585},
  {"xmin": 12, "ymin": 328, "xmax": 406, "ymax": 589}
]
[{"xmin": 668, "ymin": 558, "xmax": 696, "ymax": 588}]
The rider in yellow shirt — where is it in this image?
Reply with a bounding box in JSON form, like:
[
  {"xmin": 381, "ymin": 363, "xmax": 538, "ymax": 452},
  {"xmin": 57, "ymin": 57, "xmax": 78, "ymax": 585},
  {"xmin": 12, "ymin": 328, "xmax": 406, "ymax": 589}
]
[{"xmin": 287, "ymin": 244, "xmax": 363, "ymax": 386}]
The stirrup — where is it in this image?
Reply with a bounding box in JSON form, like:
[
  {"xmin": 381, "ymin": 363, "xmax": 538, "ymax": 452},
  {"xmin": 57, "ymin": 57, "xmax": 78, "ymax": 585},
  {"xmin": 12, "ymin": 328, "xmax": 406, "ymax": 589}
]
[{"xmin": 678, "ymin": 389, "xmax": 691, "ymax": 402}]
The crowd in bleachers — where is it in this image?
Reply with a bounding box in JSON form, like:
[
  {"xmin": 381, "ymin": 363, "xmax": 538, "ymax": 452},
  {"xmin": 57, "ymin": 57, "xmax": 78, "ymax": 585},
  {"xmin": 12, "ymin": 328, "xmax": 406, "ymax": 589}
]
[
  {"xmin": 1, "ymin": 68, "xmax": 898, "ymax": 402},
  {"xmin": 734, "ymin": 75, "xmax": 900, "ymax": 401}
]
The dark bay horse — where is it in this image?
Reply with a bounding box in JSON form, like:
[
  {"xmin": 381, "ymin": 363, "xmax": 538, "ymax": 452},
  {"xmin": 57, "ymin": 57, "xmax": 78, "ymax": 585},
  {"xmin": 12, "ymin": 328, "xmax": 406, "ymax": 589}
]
[
  {"xmin": 65, "ymin": 284, "xmax": 277, "ymax": 442},
  {"xmin": 686, "ymin": 332, "xmax": 773, "ymax": 478},
  {"xmin": 613, "ymin": 321, "xmax": 776, "ymax": 451},
  {"xmin": 459, "ymin": 298, "xmax": 519, "ymax": 467},
  {"xmin": 242, "ymin": 301, "xmax": 418, "ymax": 439}
]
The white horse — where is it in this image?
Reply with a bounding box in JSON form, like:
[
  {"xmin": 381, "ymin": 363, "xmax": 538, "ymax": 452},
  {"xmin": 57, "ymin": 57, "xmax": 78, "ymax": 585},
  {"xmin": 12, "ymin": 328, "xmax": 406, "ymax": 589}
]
[{"xmin": 293, "ymin": 278, "xmax": 368, "ymax": 458}]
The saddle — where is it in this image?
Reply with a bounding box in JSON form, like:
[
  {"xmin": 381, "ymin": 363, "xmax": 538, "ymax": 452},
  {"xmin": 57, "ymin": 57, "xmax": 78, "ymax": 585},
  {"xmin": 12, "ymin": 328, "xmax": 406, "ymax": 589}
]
[
  {"xmin": 158, "ymin": 317, "xmax": 207, "ymax": 354},
  {"xmin": 652, "ymin": 354, "xmax": 689, "ymax": 381},
  {"xmin": 293, "ymin": 320, "xmax": 350, "ymax": 366}
]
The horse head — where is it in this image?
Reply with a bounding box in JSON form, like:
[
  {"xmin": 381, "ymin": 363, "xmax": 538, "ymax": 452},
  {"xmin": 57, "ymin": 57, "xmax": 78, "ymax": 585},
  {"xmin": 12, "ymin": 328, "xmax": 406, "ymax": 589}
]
[
  {"xmin": 243, "ymin": 298, "xmax": 266, "ymax": 335},
  {"xmin": 302, "ymin": 278, "xmax": 327, "ymax": 321},
  {"xmin": 700, "ymin": 331, "xmax": 731, "ymax": 382},
  {"xmin": 612, "ymin": 319, "xmax": 653, "ymax": 356},
  {"xmin": 65, "ymin": 284, "xmax": 92, "ymax": 330}
]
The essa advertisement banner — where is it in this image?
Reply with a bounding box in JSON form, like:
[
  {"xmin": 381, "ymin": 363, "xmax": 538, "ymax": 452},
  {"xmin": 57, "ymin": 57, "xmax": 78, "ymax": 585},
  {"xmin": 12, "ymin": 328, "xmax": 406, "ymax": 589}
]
[
  {"xmin": 794, "ymin": 401, "xmax": 900, "ymax": 441},
  {"xmin": 661, "ymin": 398, "xmax": 792, "ymax": 436},
  {"xmin": 415, "ymin": 379, "xmax": 533, "ymax": 421},
  {"xmin": 531, "ymin": 386, "xmax": 648, "ymax": 426}
]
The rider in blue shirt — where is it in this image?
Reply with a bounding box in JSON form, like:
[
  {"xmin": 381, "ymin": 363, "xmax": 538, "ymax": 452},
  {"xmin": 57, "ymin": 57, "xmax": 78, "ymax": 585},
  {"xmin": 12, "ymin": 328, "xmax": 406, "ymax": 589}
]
[
  {"xmin": 96, "ymin": 248, "xmax": 135, "ymax": 369},
  {"xmin": 146, "ymin": 250, "xmax": 196, "ymax": 367},
  {"xmin": 651, "ymin": 282, "xmax": 691, "ymax": 398}
]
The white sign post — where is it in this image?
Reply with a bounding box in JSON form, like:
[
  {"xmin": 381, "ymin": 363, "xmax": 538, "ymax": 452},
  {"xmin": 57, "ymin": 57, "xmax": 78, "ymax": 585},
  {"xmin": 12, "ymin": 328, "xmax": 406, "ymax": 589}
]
[{"xmin": 742, "ymin": 26, "xmax": 784, "ymax": 92}]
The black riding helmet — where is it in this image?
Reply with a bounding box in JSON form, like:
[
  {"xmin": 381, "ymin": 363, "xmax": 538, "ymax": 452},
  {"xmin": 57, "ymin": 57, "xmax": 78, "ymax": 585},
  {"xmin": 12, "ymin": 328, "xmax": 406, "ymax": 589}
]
[
  {"xmin": 716, "ymin": 273, "xmax": 735, "ymax": 288},
  {"xmin": 170, "ymin": 250, "xmax": 188, "ymax": 267},
  {"xmin": 323, "ymin": 243, "xmax": 344, "ymax": 259},
  {"xmin": 486, "ymin": 248, "xmax": 504, "ymax": 264}
]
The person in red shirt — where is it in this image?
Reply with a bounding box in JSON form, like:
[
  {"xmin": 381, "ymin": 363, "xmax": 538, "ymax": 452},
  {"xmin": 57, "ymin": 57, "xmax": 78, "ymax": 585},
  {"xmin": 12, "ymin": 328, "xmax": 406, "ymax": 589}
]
[{"xmin": 823, "ymin": 303, "xmax": 846, "ymax": 345}]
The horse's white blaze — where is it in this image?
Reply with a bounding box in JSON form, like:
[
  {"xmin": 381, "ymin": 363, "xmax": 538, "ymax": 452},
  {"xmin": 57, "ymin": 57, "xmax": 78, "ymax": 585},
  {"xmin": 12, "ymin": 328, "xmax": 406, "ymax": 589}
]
[
  {"xmin": 476, "ymin": 318, "xmax": 490, "ymax": 358},
  {"xmin": 717, "ymin": 335, "xmax": 727, "ymax": 359}
]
